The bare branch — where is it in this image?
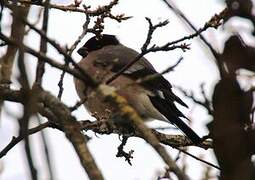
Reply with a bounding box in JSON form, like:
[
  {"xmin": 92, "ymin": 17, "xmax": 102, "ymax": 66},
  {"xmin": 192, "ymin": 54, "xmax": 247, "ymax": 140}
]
[
  {"xmin": 0, "ymin": 86, "xmax": 212, "ymax": 149},
  {"xmin": 0, "ymin": 122, "xmax": 50, "ymax": 158},
  {"xmin": 174, "ymin": 147, "xmax": 221, "ymax": 170},
  {"xmin": 69, "ymin": 96, "xmax": 87, "ymax": 112},
  {"xmin": 98, "ymin": 84, "xmax": 189, "ymax": 180},
  {"xmin": 35, "ymin": 115, "xmax": 54, "ymax": 180},
  {"xmin": 0, "ymin": 32, "xmax": 96, "ymax": 85},
  {"xmin": 17, "ymin": 50, "xmax": 38, "ymax": 180},
  {"xmin": 0, "ymin": 5, "xmax": 29, "ymax": 84},
  {"xmin": 34, "ymin": 0, "xmax": 50, "ymax": 86},
  {"xmin": 136, "ymin": 57, "xmax": 183, "ymax": 85},
  {"xmin": 116, "ymin": 136, "xmax": 134, "ymax": 165},
  {"xmin": 174, "ymin": 85, "xmax": 213, "ymax": 115},
  {"xmin": 161, "ymin": 0, "xmax": 227, "ymax": 78},
  {"xmin": 106, "ymin": 18, "xmax": 188, "ymax": 84},
  {"xmin": 4, "ymin": 4, "xmax": 98, "ymax": 87},
  {"xmin": 58, "ymin": 13, "xmax": 90, "ymax": 99}
]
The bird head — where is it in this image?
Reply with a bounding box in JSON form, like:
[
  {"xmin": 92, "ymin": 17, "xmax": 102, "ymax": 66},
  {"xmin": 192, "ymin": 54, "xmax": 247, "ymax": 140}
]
[{"xmin": 77, "ymin": 34, "xmax": 120, "ymax": 58}]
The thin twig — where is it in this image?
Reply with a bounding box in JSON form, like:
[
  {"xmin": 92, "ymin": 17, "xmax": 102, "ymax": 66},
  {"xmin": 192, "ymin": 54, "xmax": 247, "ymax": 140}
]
[
  {"xmin": 17, "ymin": 50, "xmax": 38, "ymax": 180},
  {"xmin": 200, "ymin": 83, "xmax": 213, "ymax": 114},
  {"xmin": 69, "ymin": 96, "xmax": 87, "ymax": 112},
  {"xmin": 25, "ymin": 7, "xmax": 43, "ymax": 35},
  {"xmin": 0, "ymin": 122, "xmax": 50, "ymax": 158},
  {"xmin": 57, "ymin": 13, "xmax": 90, "ymax": 99},
  {"xmin": 14, "ymin": 0, "xmax": 118, "ymax": 16},
  {"xmin": 107, "ymin": 8, "xmax": 226, "ymax": 84},
  {"xmin": 174, "ymin": 147, "xmax": 221, "ymax": 170},
  {"xmin": 24, "ymin": 137, "xmax": 38, "ymax": 180},
  {"xmin": 36, "ymin": 115, "xmax": 54, "ymax": 180},
  {"xmin": 116, "ymin": 136, "xmax": 134, "ymax": 165},
  {"xmin": 141, "ymin": 18, "xmax": 169, "ymax": 53},
  {"xmin": 68, "ymin": 13, "xmax": 90, "ymax": 54},
  {"xmin": 0, "ymin": 32, "xmax": 96, "ymax": 85},
  {"xmin": 136, "ymin": 57, "xmax": 183, "ymax": 84},
  {"xmin": 161, "ymin": 0, "xmax": 227, "ymax": 77},
  {"xmin": 4, "ymin": 4, "xmax": 97, "ymax": 87},
  {"xmin": 106, "ymin": 18, "xmax": 188, "ymax": 84},
  {"xmin": 175, "ymin": 85, "xmax": 213, "ymax": 115},
  {"xmin": 34, "ymin": 0, "xmax": 50, "ymax": 86}
]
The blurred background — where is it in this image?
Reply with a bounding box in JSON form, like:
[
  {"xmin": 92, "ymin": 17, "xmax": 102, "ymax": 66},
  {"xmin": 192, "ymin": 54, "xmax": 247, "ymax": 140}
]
[{"xmin": 0, "ymin": 0, "xmax": 254, "ymax": 179}]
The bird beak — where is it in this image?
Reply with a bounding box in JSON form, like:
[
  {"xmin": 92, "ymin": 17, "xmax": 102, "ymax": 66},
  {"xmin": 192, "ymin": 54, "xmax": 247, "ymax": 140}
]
[{"xmin": 77, "ymin": 47, "xmax": 88, "ymax": 58}]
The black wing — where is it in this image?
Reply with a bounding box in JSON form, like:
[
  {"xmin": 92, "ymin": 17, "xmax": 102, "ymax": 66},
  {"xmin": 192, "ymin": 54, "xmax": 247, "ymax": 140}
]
[
  {"xmin": 124, "ymin": 67, "xmax": 188, "ymax": 108},
  {"xmin": 115, "ymin": 67, "xmax": 201, "ymax": 143}
]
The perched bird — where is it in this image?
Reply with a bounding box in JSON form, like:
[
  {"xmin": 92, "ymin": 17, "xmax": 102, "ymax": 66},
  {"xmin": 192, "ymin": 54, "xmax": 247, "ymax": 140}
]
[{"xmin": 74, "ymin": 34, "xmax": 201, "ymax": 144}]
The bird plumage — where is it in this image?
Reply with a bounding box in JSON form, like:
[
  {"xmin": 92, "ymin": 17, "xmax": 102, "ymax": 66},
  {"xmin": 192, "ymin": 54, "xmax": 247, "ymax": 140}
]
[{"xmin": 74, "ymin": 34, "xmax": 201, "ymax": 143}]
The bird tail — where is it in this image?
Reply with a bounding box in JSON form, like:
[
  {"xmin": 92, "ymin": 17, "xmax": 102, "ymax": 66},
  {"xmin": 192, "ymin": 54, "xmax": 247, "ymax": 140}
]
[
  {"xmin": 149, "ymin": 96, "xmax": 201, "ymax": 144},
  {"xmin": 169, "ymin": 115, "xmax": 201, "ymax": 144}
]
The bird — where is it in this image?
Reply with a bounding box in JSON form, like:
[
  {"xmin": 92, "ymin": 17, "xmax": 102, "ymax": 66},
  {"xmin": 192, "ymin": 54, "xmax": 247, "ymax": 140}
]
[{"xmin": 74, "ymin": 34, "xmax": 201, "ymax": 144}]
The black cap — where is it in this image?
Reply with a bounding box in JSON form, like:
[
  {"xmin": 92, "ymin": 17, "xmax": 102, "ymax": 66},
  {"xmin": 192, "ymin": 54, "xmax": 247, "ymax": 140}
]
[{"xmin": 77, "ymin": 34, "xmax": 120, "ymax": 58}]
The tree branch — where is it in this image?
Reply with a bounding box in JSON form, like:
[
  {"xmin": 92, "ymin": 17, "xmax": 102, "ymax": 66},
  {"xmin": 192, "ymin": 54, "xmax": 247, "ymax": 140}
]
[
  {"xmin": 161, "ymin": 0, "xmax": 227, "ymax": 78},
  {"xmin": 0, "ymin": 122, "xmax": 50, "ymax": 158}
]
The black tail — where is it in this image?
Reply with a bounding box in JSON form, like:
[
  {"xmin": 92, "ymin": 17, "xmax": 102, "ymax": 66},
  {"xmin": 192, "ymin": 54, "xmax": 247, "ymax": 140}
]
[{"xmin": 150, "ymin": 96, "xmax": 201, "ymax": 144}]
